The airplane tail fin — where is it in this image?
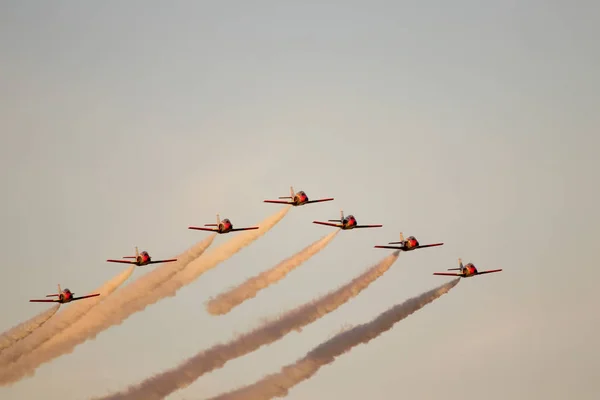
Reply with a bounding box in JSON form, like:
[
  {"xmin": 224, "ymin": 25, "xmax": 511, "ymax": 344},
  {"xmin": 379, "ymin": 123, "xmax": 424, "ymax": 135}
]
[
  {"xmin": 388, "ymin": 232, "xmax": 405, "ymax": 244},
  {"xmin": 447, "ymin": 258, "xmax": 463, "ymax": 271},
  {"xmin": 328, "ymin": 209, "xmax": 344, "ymax": 222},
  {"xmin": 278, "ymin": 186, "xmax": 294, "ymax": 199},
  {"xmin": 123, "ymin": 246, "xmax": 139, "ymax": 259},
  {"xmin": 47, "ymin": 284, "xmax": 61, "ymax": 297},
  {"xmin": 216, "ymin": 214, "xmax": 221, "ymax": 225}
]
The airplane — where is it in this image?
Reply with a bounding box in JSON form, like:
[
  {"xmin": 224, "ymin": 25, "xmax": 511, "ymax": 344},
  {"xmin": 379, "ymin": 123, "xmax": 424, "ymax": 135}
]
[
  {"xmin": 313, "ymin": 210, "xmax": 383, "ymax": 230},
  {"xmin": 106, "ymin": 247, "xmax": 177, "ymax": 266},
  {"xmin": 264, "ymin": 186, "xmax": 334, "ymax": 207},
  {"xmin": 30, "ymin": 284, "xmax": 100, "ymax": 304},
  {"xmin": 433, "ymin": 258, "xmax": 503, "ymax": 278},
  {"xmin": 374, "ymin": 232, "xmax": 444, "ymax": 251},
  {"xmin": 188, "ymin": 214, "xmax": 259, "ymax": 234}
]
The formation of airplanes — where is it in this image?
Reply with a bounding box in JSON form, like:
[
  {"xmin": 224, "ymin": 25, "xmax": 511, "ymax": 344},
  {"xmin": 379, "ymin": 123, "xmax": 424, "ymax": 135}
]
[{"xmin": 29, "ymin": 186, "xmax": 501, "ymax": 305}]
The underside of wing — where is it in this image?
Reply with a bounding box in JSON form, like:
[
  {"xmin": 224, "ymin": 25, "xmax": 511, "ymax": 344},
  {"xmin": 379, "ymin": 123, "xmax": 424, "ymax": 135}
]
[
  {"xmin": 230, "ymin": 227, "xmax": 260, "ymax": 232},
  {"xmin": 312, "ymin": 221, "xmax": 342, "ymax": 228},
  {"xmin": 263, "ymin": 200, "xmax": 294, "ymax": 204},
  {"xmin": 30, "ymin": 299, "xmax": 59, "ymax": 303},
  {"xmin": 306, "ymin": 198, "xmax": 334, "ymax": 204},
  {"xmin": 477, "ymin": 269, "xmax": 503, "ymax": 275},
  {"xmin": 188, "ymin": 226, "xmax": 218, "ymax": 232},
  {"xmin": 416, "ymin": 243, "xmax": 444, "ymax": 249},
  {"xmin": 148, "ymin": 259, "xmax": 178, "ymax": 264},
  {"xmin": 433, "ymin": 272, "xmax": 462, "ymax": 276},
  {"xmin": 72, "ymin": 293, "xmax": 101, "ymax": 301},
  {"xmin": 106, "ymin": 259, "xmax": 136, "ymax": 264},
  {"xmin": 373, "ymin": 245, "xmax": 405, "ymax": 250},
  {"xmin": 355, "ymin": 224, "xmax": 383, "ymax": 228}
]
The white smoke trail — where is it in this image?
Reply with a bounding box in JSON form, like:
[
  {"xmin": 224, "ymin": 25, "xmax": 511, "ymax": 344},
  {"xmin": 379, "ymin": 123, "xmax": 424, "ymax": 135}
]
[
  {"xmin": 0, "ymin": 234, "xmax": 215, "ymax": 384},
  {"xmin": 207, "ymin": 230, "xmax": 339, "ymax": 315},
  {"xmin": 0, "ymin": 265, "xmax": 135, "ymax": 370},
  {"xmin": 209, "ymin": 278, "xmax": 461, "ymax": 400},
  {"xmin": 93, "ymin": 250, "xmax": 400, "ymax": 400},
  {"xmin": 38, "ymin": 234, "xmax": 216, "ymax": 352},
  {"xmin": 0, "ymin": 305, "xmax": 60, "ymax": 354},
  {"xmin": 0, "ymin": 208, "xmax": 288, "ymax": 386}
]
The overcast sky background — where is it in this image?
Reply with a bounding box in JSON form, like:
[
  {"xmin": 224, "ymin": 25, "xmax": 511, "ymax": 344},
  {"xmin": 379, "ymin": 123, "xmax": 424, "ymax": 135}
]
[{"xmin": 1, "ymin": 1, "xmax": 599, "ymax": 399}]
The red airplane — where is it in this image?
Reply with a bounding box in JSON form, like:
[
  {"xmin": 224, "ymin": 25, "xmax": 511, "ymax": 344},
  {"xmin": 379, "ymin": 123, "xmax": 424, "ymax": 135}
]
[
  {"xmin": 433, "ymin": 258, "xmax": 502, "ymax": 278},
  {"xmin": 264, "ymin": 186, "xmax": 334, "ymax": 207},
  {"xmin": 313, "ymin": 210, "xmax": 383, "ymax": 230},
  {"xmin": 30, "ymin": 284, "xmax": 100, "ymax": 304},
  {"xmin": 374, "ymin": 232, "xmax": 444, "ymax": 251},
  {"xmin": 106, "ymin": 247, "xmax": 177, "ymax": 266},
  {"xmin": 188, "ymin": 214, "xmax": 259, "ymax": 234}
]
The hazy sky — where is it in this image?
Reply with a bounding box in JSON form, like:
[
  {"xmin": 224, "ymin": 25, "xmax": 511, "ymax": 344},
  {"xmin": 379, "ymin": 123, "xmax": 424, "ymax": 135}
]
[{"xmin": 1, "ymin": 1, "xmax": 599, "ymax": 399}]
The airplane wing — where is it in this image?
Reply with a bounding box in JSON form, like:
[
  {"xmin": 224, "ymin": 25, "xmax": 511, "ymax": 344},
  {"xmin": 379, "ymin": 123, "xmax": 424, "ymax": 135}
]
[
  {"xmin": 148, "ymin": 259, "xmax": 178, "ymax": 264},
  {"xmin": 415, "ymin": 243, "xmax": 444, "ymax": 249},
  {"xmin": 71, "ymin": 293, "xmax": 101, "ymax": 301},
  {"xmin": 188, "ymin": 226, "xmax": 218, "ymax": 232},
  {"xmin": 29, "ymin": 299, "xmax": 60, "ymax": 303},
  {"xmin": 263, "ymin": 200, "xmax": 294, "ymax": 204},
  {"xmin": 354, "ymin": 225, "xmax": 383, "ymax": 228},
  {"xmin": 476, "ymin": 269, "xmax": 503, "ymax": 275},
  {"xmin": 229, "ymin": 227, "xmax": 260, "ymax": 232},
  {"xmin": 312, "ymin": 221, "xmax": 342, "ymax": 228},
  {"xmin": 433, "ymin": 272, "xmax": 463, "ymax": 276},
  {"xmin": 106, "ymin": 259, "xmax": 136, "ymax": 264},
  {"xmin": 373, "ymin": 245, "xmax": 405, "ymax": 250},
  {"xmin": 305, "ymin": 198, "xmax": 334, "ymax": 204}
]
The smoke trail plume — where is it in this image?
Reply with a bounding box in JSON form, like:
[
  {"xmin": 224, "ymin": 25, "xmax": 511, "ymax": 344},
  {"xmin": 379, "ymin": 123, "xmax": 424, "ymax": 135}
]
[
  {"xmin": 210, "ymin": 278, "xmax": 461, "ymax": 400},
  {"xmin": 38, "ymin": 234, "xmax": 216, "ymax": 351},
  {"xmin": 93, "ymin": 250, "xmax": 400, "ymax": 400},
  {"xmin": 207, "ymin": 230, "xmax": 339, "ymax": 315},
  {"xmin": 0, "ymin": 234, "xmax": 215, "ymax": 385},
  {"xmin": 0, "ymin": 209, "xmax": 287, "ymax": 386},
  {"xmin": 0, "ymin": 266, "xmax": 135, "ymax": 370},
  {"xmin": 0, "ymin": 305, "xmax": 60, "ymax": 354}
]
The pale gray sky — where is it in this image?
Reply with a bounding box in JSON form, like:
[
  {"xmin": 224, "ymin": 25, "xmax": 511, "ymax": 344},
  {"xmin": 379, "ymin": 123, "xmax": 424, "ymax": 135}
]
[{"xmin": 1, "ymin": 1, "xmax": 599, "ymax": 399}]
